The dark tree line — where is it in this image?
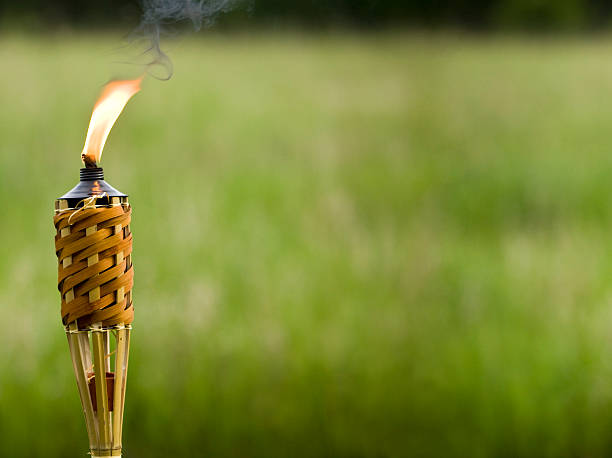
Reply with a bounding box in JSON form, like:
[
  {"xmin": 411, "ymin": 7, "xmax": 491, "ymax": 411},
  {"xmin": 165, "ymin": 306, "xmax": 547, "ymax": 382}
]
[{"xmin": 3, "ymin": 0, "xmax": 612, "ymax": 30}]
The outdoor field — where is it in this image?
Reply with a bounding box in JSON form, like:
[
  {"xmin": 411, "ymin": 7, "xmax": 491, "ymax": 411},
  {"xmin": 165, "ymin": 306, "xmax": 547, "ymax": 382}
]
[{"xmin": 1, "ymin": 32, "xmax": 612, "ymax": 457}]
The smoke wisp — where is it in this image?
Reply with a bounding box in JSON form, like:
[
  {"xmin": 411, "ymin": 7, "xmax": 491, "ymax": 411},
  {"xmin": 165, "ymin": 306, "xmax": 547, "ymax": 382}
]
[{"xmin": 133, "ymin": 0, "xmax": 244, "ymax": 80}]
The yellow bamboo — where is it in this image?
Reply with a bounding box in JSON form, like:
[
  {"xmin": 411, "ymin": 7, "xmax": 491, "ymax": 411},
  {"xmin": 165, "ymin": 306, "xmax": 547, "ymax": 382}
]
[
  {"xmin": 59, "ymin": 199, "xmax": 97, "ymax": 447},
  {"xmin": 112, "ymin": 196, "xmax": 127, "ymax": 452},
  {"xmin": 121, "ymin": 196, "xmax": 132, "ymax": 421},
  {"xmin": 78, "ymin": 332, "xmax": 92, "ymax": 374},
  {"xmin": 87, "ymin": 221, "xmax": 112, "ymax": 453},
  {"xmin": 112, "ymin": 326, "xmax": 127, "ymax": 451},
  {"xmin": 92, "ymin": 324, "xmax": 111, "ymax": 450}
]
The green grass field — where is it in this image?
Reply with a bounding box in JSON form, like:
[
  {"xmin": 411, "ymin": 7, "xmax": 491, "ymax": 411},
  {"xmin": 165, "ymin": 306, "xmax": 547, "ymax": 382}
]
[{"xmin": 1, "ymin": 31, "xmax": 612, "ymax": 457}]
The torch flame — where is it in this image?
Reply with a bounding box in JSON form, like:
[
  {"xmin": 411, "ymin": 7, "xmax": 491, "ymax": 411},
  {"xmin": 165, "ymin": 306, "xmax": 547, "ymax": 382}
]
[{"xmin": 81, "ymin": 78, "xmax": 142, "ymax": 165}]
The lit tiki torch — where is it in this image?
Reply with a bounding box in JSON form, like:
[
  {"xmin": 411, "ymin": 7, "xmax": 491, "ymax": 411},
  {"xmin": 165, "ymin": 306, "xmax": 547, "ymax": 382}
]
[{"xmin": 54, "ymin": 78, "xmax": 141, "ymax": 458}]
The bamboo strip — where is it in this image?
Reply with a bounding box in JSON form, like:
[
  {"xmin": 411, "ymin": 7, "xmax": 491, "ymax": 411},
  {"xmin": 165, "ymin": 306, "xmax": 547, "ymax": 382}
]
[
  {"xmin": 67, "ymin": 323, "xmax": 98, "ymax": 448},
  {"xmin": 113, "ymin": 197, "xmax": 126, "ymax": 303},
  {"xmin": 116, "ymin": 197, "xmax": 132, "ymax": 453},
  {"xmin": 59, "ymin": 199, "xmax": 97, "ymax": 447},
  {"xmin": 86, "ymin": 225, "xmax": 101, "ymax": 303},
  {"xmin": 78, "ymin": 332, "xmax": 92, "ymax": 373},
  {"xmin": 104, "ymin": 331, "xmax": 111, "ymax": 372},
  {"xmin": 122, "ymin": 329, "xmax": 131, "ymax": 411},
  {"xmin": 86, "ymin": 221, "xmax": 111, "ymax": 451},
  {"xmin": 112, "ymin": 327, "xmax": 127, "ymax": 450},
  {"xmin": 122, "ymin": 197, "xmax": 132, "ymax": 424},
  {"xmin": 112, "ymin": 196, "xmax": 126, "ymax": 451},
  {"xmin": 122, "ymin": 196, "xmax": 132, "ymax": 311},
  {"xmin": 92, "ymin": 324, "xmax": 111, "ymax": 450}
]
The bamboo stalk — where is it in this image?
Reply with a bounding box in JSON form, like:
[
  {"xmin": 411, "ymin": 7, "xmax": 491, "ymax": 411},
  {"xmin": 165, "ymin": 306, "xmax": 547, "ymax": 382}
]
[
  {"xmin": 123, "ymin": 329, "xmax": 131, "ymax": 405},
  {"xmin": 78, "ymin": 332, "xmax": 92, "ymax": 373},
  {"xmin": 121, "ymin": 195, "xmax": 132, "ymax": 417},
  {"xmin": 119, "ymin": 199, "xmax": 132, "ymax": 456},
  {"xmin": 112, "ymin": 196, "xmax": 126, "ymax": 452},
  {"xmin": 112, "ymin": 326, "xmax": 127, "ymax": 451},
  {"xmin": 86, "ymin": 220, "xmax": 112, "ymax": 452},
  {"xmin": 92, "ymin": 323, "xmax": 111, "ymax": 450},
  {"xmin": 59, "ymin": 199, "xmax": 97, "ymax": 447},
  {"xmin": 67, "ymin": 323, "xmax": 98, "ymax": 447},
  {"xmin": 104, "ymin": 331, "xmax": 111, "ymax": 372}
]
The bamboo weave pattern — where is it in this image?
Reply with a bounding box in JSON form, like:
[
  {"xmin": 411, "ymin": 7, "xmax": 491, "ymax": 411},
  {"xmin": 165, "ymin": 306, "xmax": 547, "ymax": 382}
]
[{"xmin": 54, "ymin": 205, "xmax": 134, "ymax": 327}]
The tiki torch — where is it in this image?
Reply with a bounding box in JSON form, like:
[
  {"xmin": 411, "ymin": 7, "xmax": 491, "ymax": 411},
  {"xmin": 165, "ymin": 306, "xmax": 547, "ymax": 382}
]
[{"xmin": 54, "ymin": 78, "xmax": 141, "ymax": 458}]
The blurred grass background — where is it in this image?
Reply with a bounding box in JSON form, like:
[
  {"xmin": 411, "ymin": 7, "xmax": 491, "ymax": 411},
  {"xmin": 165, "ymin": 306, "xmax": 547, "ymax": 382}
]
[{"xmin": 1, "ymin": 31, "xmax": 612, "ymax": 457}]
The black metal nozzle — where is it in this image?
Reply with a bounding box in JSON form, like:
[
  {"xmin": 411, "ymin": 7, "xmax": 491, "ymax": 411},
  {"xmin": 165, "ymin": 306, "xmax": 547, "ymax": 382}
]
[{"xmin": 57, "ymin": 167, "xmax": 127, "ymax": 205}]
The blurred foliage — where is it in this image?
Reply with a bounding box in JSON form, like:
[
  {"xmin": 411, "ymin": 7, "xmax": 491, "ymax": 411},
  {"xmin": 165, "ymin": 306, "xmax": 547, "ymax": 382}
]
[
  {"xmin": 3, "ymin": 0, "xmax": 612, "ymax": 30},
  {"xmin": 1, "ymin": 31, "xmax": 612, "ymax": 457}
]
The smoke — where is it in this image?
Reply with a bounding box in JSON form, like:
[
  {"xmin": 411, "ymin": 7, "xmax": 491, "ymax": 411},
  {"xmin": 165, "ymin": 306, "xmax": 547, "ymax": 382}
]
[{"xmin": 132, "ymin": 0, "xmax": 244, "ymax": 80}]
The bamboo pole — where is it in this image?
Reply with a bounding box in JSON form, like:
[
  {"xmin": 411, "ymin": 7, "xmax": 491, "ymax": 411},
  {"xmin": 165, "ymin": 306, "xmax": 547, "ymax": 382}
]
[
  {"xmin": 121, "ymin": 195, "xmax": 132, "ymax": 418},
  {"xmin": 92, "ymin": 324, "xmax": 111, "ymax": 450},
  {"xmin": 112, "ymin": 196, "xmax": 127, "ymax": 452},
  {"xmin": 112, "ymin": 326, "xmax": 127, "ymax": 450},
  {"xmin": 78, "ymin": 331, "xmax": 92, "ymax": 374},
  {"xmin": 86, "ymin": 220, "xmax": 112, "ymax": 452},
  {"xmin": 67, "ymin": 323, "xmax": 98, "ymax": 447},
  {"xmin": 59, "ymin": 199, "xmax": 98, "ymax": 447},
  {"xmin": 122, "ymin": 329, "xmax": 131, "ymax": 411},
  {"xmin": 104, "ymin": 331, "xmax": 111, "ymax": 372}
]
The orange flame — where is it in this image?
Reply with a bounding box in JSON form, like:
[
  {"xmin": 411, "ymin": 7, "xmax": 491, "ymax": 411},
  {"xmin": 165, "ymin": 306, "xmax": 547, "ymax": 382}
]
[{"xmin": 81, "ymin": 78, "xmax": 142, "ymax": 165}]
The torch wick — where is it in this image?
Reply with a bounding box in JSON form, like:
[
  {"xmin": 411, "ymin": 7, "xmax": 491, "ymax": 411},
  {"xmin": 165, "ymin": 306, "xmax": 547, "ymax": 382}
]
[{"xmin": 82, "ymin": 153, "xmax": 98, "ymax": 169}]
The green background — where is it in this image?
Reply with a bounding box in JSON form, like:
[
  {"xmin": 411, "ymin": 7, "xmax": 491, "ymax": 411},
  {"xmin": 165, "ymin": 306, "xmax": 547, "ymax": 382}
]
[{"xmin": 1, "ymin": 31, "xmax": 612, "ymax": 457}]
